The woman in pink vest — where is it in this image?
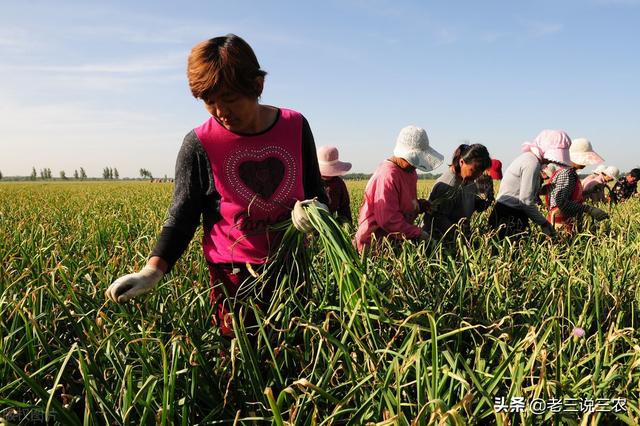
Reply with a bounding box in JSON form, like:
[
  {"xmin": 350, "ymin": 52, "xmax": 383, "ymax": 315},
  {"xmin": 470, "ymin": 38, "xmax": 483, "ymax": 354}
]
[
  {"xmin": 546, "ymin": 138, "xmax": 609, "ymax": 232},
  {"xmin": 106, "ymin": 34, "xmax": 328, "ymax": 336},
  {"xmin": 354, "ymin": 125, "xmax": 443, "ymax": 252}
]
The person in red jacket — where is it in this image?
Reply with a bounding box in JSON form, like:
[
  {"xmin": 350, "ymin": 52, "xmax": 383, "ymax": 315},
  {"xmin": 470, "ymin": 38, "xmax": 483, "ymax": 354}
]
[{"xmin": 317, "ymin": 145, "xmax": 353, "ymax": 225}]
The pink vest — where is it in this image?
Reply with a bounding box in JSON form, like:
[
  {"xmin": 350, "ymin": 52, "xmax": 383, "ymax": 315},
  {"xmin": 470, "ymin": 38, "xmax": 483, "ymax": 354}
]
[{"xmin": 195, "ymin": 109, "xmax": 305, "ymax": 265}]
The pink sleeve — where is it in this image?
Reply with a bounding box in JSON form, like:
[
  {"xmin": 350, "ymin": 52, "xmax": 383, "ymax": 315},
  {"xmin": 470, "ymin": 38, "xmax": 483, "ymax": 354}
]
[{"xmin": 373, "ymin": 174, "xmax": 422, "ymax": 239}]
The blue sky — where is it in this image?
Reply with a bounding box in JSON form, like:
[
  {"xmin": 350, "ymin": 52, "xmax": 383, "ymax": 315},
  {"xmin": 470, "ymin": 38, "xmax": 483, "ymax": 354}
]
[{"xmin": 1, "ymin": 0, "xmax": 639, "ymax": 178}]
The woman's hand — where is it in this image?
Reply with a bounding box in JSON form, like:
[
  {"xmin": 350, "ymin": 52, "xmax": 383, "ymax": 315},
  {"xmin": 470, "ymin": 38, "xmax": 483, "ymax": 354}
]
[
  {"xmin": 291, "ymin": 199, "xmax": 329, "ymax": 233},
  {"xmin": 105, "ymin": 265, "xmax": 164, "ymax": 303}
]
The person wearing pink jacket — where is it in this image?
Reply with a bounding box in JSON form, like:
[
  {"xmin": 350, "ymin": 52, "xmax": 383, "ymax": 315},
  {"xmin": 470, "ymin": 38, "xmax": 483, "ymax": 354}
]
[
  {"xmin": 581, "ymin": 165, "xmax": 619, "ymax": 203},
  {"xmin": 354, "ymin": 125, "xmax": 444, "ymax": 252}
]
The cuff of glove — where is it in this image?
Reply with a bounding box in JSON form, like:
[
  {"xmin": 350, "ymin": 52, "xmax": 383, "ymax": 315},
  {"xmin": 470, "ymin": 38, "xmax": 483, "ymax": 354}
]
[{"xmin": 140, "ymin": 265, "xmax": 164, "ymax": 281}]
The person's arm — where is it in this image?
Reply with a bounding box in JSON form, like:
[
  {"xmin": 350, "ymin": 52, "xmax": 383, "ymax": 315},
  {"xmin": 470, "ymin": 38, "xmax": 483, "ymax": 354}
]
[
  {"xmin": 472, "ymin": 182, "xmax": 491, "ymax": 212},
  {"xmin": 106, "ymin": 132, "xmax": 218, "ymax": 303},
  {"xmin": 485, "ymin": 181, "xmax": 495, "ymax": 204},
  {"xmin": 549, "ymin": 169, "xmax": 589, "ymax": 217},
  {"xmin": 610, "ymin": 180, "xmax": 623, "ymax": 203},
  {"xmin": 301, "ymin": 117, "xmax": 329, "ymax": 204},
  {"xmin": 427, "ymin": 181, "xmax": 456, "ymax": 232},
  {"xmin": 337, "ymin": 178, "xmax": 353, "ymax": 224},
  {"xmin": 518, "ymin": 162, "xmax": 548, "ymax": 226},
  {"xmin": 474, "ymin": 195, "xmax": 491, "ymax": 213},
  {"xmin": 150, "ymin": 132, "xmax": 220, "ymax": 272},
  {"xmin": 373, "ymin": 174, "xmax": 422, "ymax": 239}
]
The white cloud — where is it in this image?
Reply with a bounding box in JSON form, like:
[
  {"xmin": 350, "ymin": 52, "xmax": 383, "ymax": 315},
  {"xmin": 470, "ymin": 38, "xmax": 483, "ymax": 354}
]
[
  {"xmin": 14, "ymin": 61, "xmax": 174, "ymax": 75},
  {"xmin": 433, "ymin": 27, "xmax": 459, "ymax": 45},
  {"xmin": 0, "ymin": 28, "xmax": 39, "ymax": 52},
  {"xmin": 480, "ymin": 31, "xmax": 507, "ymax": 43},
  {"xmin": 67, "ymin": 23, "xmax": 223, "ymax": 45},
  {"xmin": 523, "ymin": 21, "xmax": 563, "ymax": 38},
  {"xmin": 594, "ymin": 0, "xmax": 640, "ymax": 5},
  {"xmin": 0, "ymin": 51, "xmax": 185, "ymax": 74}
]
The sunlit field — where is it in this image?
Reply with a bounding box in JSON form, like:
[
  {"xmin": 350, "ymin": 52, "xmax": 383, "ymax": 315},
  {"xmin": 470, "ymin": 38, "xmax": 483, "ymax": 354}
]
[{"xmin": 1, "ymin": 181, "xmax": 639, "ymax": 425}]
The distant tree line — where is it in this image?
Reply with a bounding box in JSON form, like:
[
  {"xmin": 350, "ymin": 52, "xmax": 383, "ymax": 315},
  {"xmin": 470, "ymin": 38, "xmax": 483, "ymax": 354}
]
[
  {"xmin": 2, "ymin": 168, "xmax": 437, "ymax": 182},
  {"xmin": 102, "ymin": 167, "xmax": 120, "ymax": 180},
  {"xmin": 13, "ymin": 166, "xmax": 115, "ymax": 180},
  {"xmin": 0, "ymin": 166, "xmax": 160, "ymax": 180},
  {"xmin": 139, "ymin": 168, "xmax": 153, "ymax": 179}
]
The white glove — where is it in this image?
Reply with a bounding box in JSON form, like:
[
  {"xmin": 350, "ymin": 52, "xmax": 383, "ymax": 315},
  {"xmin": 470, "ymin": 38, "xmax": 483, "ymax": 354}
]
[
  {"xmin": 105, "ymin": 265, "xmax": 164, "ymax": 303},
  {"xmin": 291, "ymin": 199, "xmax": 329, "ymax": 233}
]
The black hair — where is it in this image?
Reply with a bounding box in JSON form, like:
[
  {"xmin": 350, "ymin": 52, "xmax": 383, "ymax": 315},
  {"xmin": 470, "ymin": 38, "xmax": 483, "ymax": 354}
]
[
  {"xmin": 451, "ymin": 143, "xmax": 492, "ymax": 175},
  {"xmin": 629, "ymin": 168, "xmax": 640, "ymax": 179}
]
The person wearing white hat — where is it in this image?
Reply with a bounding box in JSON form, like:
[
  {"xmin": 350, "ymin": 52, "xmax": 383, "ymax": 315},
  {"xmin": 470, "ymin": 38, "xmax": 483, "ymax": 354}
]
[
  {"xmin": 317, "ymin": 145, "xmax": 353, "ymax": 224},
  {"xmin": 354, "ymin": 125, "xmax": 444, "ymax": 251},
  {"xmin": 545, "ymin": 137, "xmax": 609, "ymax": 232},
  {"xmin": 490, "ymin": 129, "xmax": 572, "ymax": 239},
  {"xmin": 582, "ymin": 165, "xmax": 619, "ymax": 203}
]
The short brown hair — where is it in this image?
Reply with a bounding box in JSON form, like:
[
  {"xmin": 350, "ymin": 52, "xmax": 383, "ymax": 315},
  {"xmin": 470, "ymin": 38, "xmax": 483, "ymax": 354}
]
[{"xmin": 187, "ymin": 34, "xmax": 267, "ymax": 101}]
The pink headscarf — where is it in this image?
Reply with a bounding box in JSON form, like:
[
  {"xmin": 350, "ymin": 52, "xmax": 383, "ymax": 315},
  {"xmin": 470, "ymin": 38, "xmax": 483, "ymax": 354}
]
[{"xmin": 521, "ymin": 129, "xmax": 572, "ymax": 165}]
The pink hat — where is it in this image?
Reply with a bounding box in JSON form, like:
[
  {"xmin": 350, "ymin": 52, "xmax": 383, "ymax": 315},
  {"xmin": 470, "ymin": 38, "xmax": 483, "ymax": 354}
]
[
  {"xmin": 522, "ymin": 129, "xmax": 572, "ymax": 166},
  {"xmin": 317, "ymin": 145, "xmax": 352, "ymax": 177}
]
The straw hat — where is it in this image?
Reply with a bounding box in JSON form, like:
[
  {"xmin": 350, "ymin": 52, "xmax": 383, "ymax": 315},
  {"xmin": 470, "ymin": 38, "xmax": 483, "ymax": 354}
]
[
  {"xmin": 569, "ymin": 138, "xmax": 604, "ymax": 166},
  {"xmin": 604, "ymin": 166, "xmax": 620, "ymax": 180},
  {"xmin": 317, "ymin": 145, "xmax": 352, "ymax": 177},
  {"xmin": 393, "ymin": 125, "xmax": 444, "ymax": 172}
]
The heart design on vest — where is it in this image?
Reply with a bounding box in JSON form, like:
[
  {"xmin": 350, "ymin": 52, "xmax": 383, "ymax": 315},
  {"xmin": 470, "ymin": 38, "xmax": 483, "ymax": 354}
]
[
  {"xmin": 225, "ymin": 146, "xmax": 297, "ymax": 213},
  {"xmin": 238, "ymin": 157, "xmax": 285, "ymax": 200}
]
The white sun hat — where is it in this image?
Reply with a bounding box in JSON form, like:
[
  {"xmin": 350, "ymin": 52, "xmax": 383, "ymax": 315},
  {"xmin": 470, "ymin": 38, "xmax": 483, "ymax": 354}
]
[
  {"xmin": 393, "ymin": 125, "xmax": 444, "ymax": 172},
  {"xmin": 569, "ymin": 138, "xmax": 604, "ymax": 166},
  {"xmin": 604, "ymin": 166, "xmax": 620, "ymax": 179},
  {"xmin": 593, "ymin": 165, "xmax": 606, "ymax": 175}
]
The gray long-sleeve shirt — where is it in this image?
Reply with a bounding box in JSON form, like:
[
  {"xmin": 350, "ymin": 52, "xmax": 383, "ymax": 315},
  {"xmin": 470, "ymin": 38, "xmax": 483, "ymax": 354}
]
[
  {"xmin": 424, "ymin": 167, "xmax": 488, "ymax": 237},
  {"xmin": 495, "ymin": 152, "xmax": 548, "ymax": 226}
]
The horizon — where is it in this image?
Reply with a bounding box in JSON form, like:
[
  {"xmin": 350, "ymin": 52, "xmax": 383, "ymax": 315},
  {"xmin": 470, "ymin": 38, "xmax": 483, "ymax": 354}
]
[{"xmin": 1, "ymin": 1, "xmax": 639, "ymax": 178}]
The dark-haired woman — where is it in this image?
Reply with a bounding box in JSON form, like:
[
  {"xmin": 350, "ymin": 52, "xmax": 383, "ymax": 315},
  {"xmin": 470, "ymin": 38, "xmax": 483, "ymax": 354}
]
[
  {"xmin": 422, "ymin": 144, "xmax": 492, "ymax": 240},
  {"xmin": 105, "ymin": 34, "xmax": 328, "ymax": 336}
]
